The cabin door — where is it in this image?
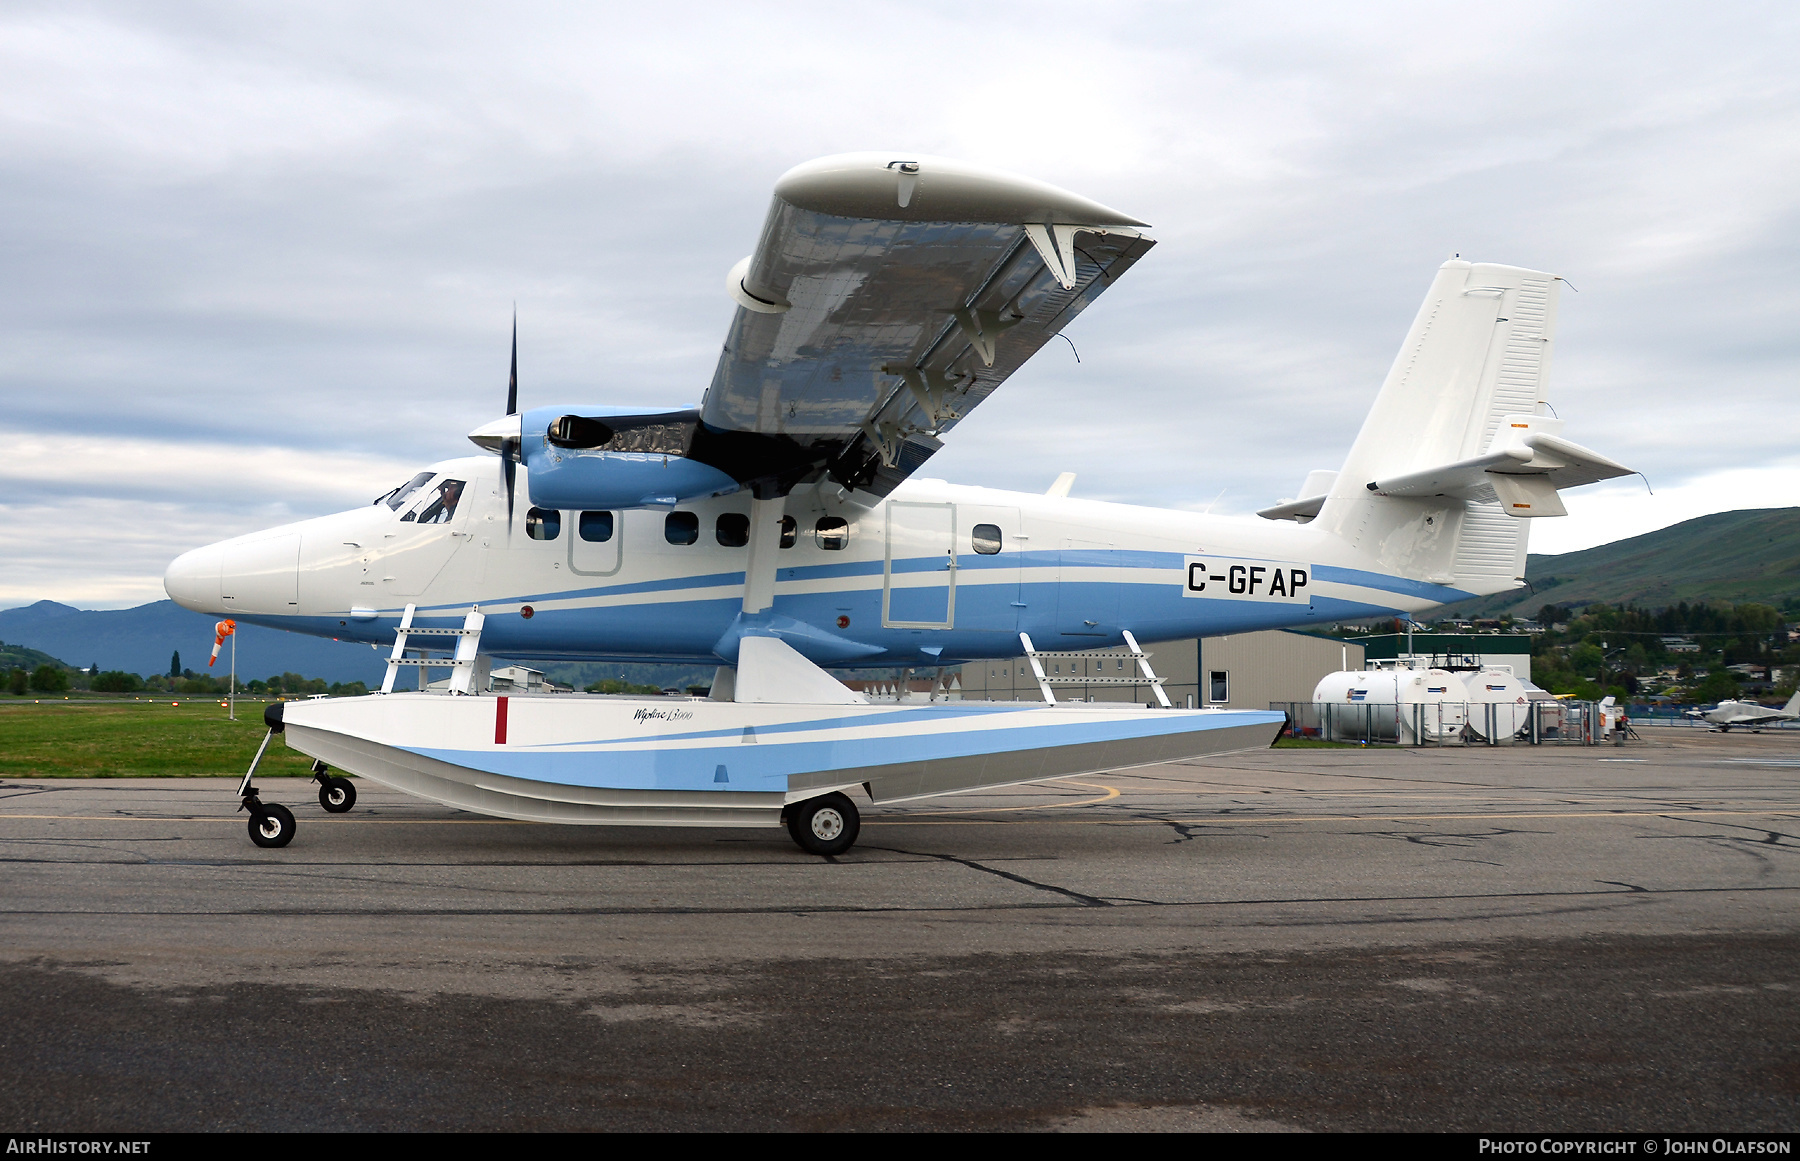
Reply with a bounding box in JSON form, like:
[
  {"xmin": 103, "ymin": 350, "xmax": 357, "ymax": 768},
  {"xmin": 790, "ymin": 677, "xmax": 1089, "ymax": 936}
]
[{"xmin": 883, "ymin": 501, "xmax": 957, "ymax": 629}]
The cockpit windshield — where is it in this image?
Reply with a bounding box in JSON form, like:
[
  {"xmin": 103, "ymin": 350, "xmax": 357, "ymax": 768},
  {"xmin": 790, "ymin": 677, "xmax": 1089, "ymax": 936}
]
[
  {"xmin": 376, "ymin": 472, "xmax": 435, "ymax": 510},
  {"xmin": 401, "ymin": 479, "xmax": 467, "ymax": 525}
]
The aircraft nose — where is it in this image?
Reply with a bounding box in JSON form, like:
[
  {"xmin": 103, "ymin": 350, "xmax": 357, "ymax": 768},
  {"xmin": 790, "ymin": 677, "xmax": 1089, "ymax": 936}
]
[{"xmin": 164, "ymin": 545, "xmax": 223, "ymax": 612}]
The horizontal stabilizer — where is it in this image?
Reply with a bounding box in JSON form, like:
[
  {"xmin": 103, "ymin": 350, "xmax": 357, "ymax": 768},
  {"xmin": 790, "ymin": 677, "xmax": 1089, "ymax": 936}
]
[
  {"xmin": 1507, "ymin": 431, "xmax": 1636, "ymax": 490},
  {"xmin": 1365, "ymin": 446, "xmax": 1533, "ymax": 497},
  {"xmin": 1257, "ymin": 469, "xmax": 1336, "ymax": 523},
  {"xmin": 1364, "ymin": 415, "xmax": 1633, "ymax": 517},
  {"xmin": 1257, "ymin": 495, "xmax": 1328, "ymax": 522}
]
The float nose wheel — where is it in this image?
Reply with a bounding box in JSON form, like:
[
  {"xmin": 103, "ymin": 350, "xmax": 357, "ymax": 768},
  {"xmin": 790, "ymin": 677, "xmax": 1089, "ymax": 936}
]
[
  {"xmin": 785, "ymin": 792, "xmax": 860, "ymax": 856},
  {"xmin": 234, "ymin": 706, "xmax": 297, "ymax": 848}
]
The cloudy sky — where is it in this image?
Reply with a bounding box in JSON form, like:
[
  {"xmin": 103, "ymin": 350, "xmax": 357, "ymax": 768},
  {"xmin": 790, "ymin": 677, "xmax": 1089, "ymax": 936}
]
[{"xmin": 3, "ymin": 1, "xmax": 1796, "ymax": 608}]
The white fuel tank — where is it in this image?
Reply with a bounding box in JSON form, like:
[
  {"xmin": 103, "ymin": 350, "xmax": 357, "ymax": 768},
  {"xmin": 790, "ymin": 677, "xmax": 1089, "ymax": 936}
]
[
  {"xmin": 1312, "ymin": 667, "xmax": 1471, "ymax": 743},
  {"xmin": 1464, "ymin": 666, "xmax": 1533, "ymax": 743}
]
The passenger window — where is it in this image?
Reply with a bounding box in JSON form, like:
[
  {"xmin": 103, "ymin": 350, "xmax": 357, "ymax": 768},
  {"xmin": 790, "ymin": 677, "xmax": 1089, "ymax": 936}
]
[
  {"xmin": 779, "ymin": 516, "xmax": 796, "ymax": 549},
  {"xmin": 578, "ymin": 511, "xmax": 613, "ymax": 542},
  {"xmin": 971, "ymin": 524, "xmax": 1002, "ymax": 554},
  {"xmin": 525, "ymin": 508, "xmax": 561, "ymax": 541},
  {"xmin": 814, "ymin": 517, "xmax": 849, "ymax": 550},
  {"xmin": 716, "ymin": 513, "xmax": 749, "ymax": 547},
  {"xmin": 665, "ymin": 511, "xmax": 699, "ymax": 545}
]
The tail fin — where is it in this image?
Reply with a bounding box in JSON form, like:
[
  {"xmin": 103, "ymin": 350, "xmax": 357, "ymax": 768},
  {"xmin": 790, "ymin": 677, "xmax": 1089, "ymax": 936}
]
[{"xmin": 1312, "ymin": 260, "xmax": 1562, "ymax": 596}]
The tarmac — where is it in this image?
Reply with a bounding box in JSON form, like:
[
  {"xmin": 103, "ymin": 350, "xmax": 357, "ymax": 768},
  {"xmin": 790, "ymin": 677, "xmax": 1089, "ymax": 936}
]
[{"xmin": 2, "ymin": 725, "xmax": 1797, "ymax": 1132}]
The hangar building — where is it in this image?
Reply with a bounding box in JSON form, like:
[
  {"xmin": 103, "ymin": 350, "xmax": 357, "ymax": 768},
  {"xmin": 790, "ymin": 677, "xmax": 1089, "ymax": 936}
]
[
  {"xmin": 957, "ymin": 629, "xmax": 1366, "ymax": 709},
  {"xmin": 1351, "ymin": 633, "xmax": 1533, "ymax": 682}
]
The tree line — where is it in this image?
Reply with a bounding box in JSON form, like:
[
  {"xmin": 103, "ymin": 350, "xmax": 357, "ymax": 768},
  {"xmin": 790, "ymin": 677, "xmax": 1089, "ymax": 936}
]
[{"xmin": 4, "ymin": 654, "xmax": 368, "ymax": 699}]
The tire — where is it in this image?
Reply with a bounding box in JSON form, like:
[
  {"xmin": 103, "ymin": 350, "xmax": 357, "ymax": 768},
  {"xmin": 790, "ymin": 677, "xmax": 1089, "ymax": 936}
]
[
  {"xmin": 785, "ymin": 792, "xmax": 860, "ymax": 856},
  {"xmin": 318, "ymin": 776, "xmax": 356, "ymax": 814},
  {"xmin": 248, "ymin": 803, "xmax": 296, "ymax": 848}
]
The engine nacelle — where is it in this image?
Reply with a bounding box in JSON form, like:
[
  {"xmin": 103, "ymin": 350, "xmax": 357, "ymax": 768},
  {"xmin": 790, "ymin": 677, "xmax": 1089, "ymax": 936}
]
[{"xmin": 519, "ymin": 405, "xmax": 739, "ymax": 509}]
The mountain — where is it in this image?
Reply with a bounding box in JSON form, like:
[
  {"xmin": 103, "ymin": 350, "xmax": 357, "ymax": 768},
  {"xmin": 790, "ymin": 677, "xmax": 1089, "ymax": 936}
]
[
  {"xmin": 0, "ymin": 601, "xmax": 389, "ymax": 685},
  {"xmin": 1440, "ymin": 507, "xmax": 1800, "ymax": 619}
]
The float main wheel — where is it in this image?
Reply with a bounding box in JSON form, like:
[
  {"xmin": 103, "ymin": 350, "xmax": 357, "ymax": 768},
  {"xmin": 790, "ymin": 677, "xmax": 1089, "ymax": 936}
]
[
  {"xmin": 318, "ymin": 776, "xmax": 356, "ymax": 814},
  {"xmin": 785, "ymin": 792, "xmax": 860, "ymax": 857}
]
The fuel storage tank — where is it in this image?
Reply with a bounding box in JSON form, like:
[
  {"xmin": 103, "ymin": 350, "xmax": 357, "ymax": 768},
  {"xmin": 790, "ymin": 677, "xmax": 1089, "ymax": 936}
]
[
  {"xmin": 1464, "ymin": 665, "xmax": 1534, "ymax": 743},
  {"xmin": 1312, "ymin": 666, "xmax": 1471, "ymax": 743}
]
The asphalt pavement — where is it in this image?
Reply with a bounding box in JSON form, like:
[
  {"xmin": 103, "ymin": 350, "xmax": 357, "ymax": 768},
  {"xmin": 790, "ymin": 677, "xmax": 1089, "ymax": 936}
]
[{"xmin": 3, "ymin": 726, "xmax": 1797, "ymax": 1131}]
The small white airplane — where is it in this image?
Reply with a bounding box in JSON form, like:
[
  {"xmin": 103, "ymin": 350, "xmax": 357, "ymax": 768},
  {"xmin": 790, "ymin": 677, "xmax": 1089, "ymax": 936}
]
[
  {"xmin": 1686, "ymin": 691, "xmax": 1800, "ymax": 731},
  {"xmin": 164, "ymin": 152, "xmax": 1636, "ymax": 854}
]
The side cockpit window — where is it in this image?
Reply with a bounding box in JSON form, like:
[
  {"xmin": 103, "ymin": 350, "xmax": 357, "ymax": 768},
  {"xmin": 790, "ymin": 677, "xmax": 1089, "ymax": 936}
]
[
  {"xmin": 404, "ymin": 479, "xmax": 467, "ymax": 524},
  {"xmin": 377, "ymin": 471, "xmax": 435, "ymax": 510}
]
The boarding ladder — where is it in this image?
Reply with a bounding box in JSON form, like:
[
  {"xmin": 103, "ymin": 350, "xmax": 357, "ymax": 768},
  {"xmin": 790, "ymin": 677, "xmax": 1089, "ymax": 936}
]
[
  {"xmin": 1019, "ymin": 630, "xmax": 1171, "ymax": 708},
  {"xmin": 380, "ymin": 604, "xmax": 486, "ymax": 695}
]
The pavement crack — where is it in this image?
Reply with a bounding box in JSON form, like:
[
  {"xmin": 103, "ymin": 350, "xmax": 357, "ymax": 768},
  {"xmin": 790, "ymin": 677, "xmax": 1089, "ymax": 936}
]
[
  {"xmin": 1597, "ymin": 880, "xmax": 1650, "ymax": 893},
  {"xmin": 869, "ymin": 846, "xmax": 1113, "ymax": 906}
]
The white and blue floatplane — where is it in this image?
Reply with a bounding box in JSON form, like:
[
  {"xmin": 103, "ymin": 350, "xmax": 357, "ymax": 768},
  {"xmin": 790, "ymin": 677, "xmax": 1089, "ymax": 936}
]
[{"xmin": 177, "ymin": 152, "xmax": 1635, "ymax": 854}]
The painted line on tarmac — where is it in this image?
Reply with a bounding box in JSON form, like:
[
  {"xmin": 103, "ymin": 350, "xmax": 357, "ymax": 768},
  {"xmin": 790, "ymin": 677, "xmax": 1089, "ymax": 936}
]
[
  {"xmin": 2, "ymin": 882, "xmax": 1796, "ymax": 920},
  {"xmin": 875, "ymin": 809, "xmax": 1800, "ymax": 826},
  {"xmin": 902, "ymin": 779, "xmax": 1121, "ymax": 815}
]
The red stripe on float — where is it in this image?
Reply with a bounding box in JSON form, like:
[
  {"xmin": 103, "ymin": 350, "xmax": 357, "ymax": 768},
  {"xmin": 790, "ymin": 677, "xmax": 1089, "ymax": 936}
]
[{"xmin": 495, "ymin": 696, "xmax": 509, "ymax": 745}]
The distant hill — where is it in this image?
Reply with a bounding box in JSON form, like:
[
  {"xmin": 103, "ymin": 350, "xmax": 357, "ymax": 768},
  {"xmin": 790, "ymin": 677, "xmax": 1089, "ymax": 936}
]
[
  {"xmin": 1439, "ymin": 507, "xmax": 1800, "ymax": 619},
  {"xmin": 0, "ymin": 640, "xmax": 79, "ymax": 674},
  {"xmin": 0, "ymin": 600, "xmax": 389, "ymax": 685},
  {"xmin": 0, "ymin": 601, "xmax": 708, "ymax": 690}
]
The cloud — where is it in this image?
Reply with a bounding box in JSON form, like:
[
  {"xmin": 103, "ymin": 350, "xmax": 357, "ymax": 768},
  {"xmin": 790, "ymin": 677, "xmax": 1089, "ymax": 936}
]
[
  {"xmin": 0, "ymin": 427, "xmax": 422, "ymax": 607},
  {"xmin": 3, "ymin": 1, "xmax": 1798, "ymax": 606}
]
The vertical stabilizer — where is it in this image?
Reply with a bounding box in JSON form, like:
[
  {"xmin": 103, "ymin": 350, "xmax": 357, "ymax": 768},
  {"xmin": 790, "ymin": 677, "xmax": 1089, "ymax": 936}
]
[{"xmin": 1315, "ymin": 261, "xmax": 1560, "ymax": 595}]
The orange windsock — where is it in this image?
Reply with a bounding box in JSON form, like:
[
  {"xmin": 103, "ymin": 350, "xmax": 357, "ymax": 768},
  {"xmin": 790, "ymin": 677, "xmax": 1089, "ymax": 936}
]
[{"xmin": 208, "ymin": 619, "xmax": 237, "ymax": 667}]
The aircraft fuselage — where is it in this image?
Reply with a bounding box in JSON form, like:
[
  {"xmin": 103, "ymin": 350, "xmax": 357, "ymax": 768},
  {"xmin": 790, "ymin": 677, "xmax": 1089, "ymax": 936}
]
[{"xmin": 165, "ymin": 455, "xmax": 1472, "ymax": 668}]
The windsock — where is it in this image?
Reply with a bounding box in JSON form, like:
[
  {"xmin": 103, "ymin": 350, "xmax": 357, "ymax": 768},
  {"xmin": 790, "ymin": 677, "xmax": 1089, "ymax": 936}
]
[{"xmin": 209, "ymin": 619, "xmax": 237, "ymax": 667}]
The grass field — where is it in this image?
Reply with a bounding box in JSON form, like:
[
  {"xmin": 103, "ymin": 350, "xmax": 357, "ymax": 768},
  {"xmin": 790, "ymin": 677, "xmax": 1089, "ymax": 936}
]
[
  {"xmin": 0, "ymin": 695, "xmax": 1366, "ymax": 777},
  {"xmin": 0, "ymin": 698, "xmax": 320, "ymax": 778}
]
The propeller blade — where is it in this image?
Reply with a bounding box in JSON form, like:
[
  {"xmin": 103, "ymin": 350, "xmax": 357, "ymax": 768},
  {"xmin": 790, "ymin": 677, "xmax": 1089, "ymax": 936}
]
[
  {"xmin": 504, "ymin": 311, "xmax": 518, "ymax": 539},
  {"xmin": 506, "ymin": 311, "xmax": 518, "ymax": 416},
  {"xmin": 502, "ymin": 452, "xmax": 516, "ymax": 539}
]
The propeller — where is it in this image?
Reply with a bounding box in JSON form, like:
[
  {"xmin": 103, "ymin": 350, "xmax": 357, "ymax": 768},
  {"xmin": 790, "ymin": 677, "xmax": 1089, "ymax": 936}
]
[
  {"xmin": 502, "ymin": 312, "xmax": 519, "ymax": 536},
  {"xmin": 464, "ymin": 311, "xmax": 524, "ymax": 537}
]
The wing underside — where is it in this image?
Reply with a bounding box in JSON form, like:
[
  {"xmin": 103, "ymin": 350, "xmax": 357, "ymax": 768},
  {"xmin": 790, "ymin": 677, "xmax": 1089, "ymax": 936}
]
[{"xmin": 699, "ymin": 153, "xmax": 1155, "ymax": 498}]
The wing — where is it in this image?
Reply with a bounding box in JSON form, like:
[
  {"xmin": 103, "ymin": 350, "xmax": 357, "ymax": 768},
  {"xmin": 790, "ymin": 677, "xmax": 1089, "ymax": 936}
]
[{"xmin": 698, "ymin": 153, "xmax": 1154, "ymax": 498}]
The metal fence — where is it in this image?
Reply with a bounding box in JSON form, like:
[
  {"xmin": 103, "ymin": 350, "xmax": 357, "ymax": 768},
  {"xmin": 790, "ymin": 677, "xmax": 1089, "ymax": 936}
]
[
  {"xmin": 1621, "ymin": 706, "xmax": 1800, "ymax": 730},
  {"xmin": 1270, "ymin": 700, "xmax": 1616, "ymax": 746}
]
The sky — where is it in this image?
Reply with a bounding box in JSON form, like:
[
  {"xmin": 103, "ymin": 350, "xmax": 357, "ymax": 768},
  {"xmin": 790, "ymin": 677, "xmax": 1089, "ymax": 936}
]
[{"xmin": 2, "ymin": 1, "xmax": 1797, "ymax": 608}]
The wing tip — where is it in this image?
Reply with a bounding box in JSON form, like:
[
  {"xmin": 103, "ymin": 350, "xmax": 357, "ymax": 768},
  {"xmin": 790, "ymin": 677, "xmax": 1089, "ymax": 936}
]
[{"xmin": 775, "ymin": 152, "xmax": 1148, "ymax": 228}]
